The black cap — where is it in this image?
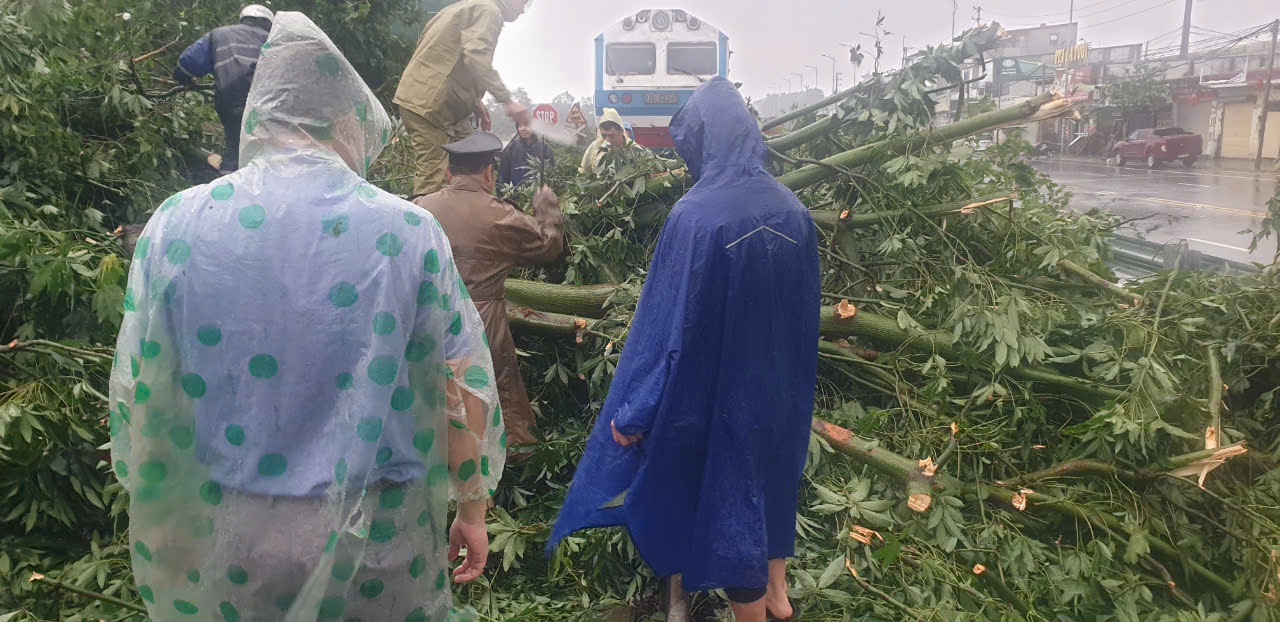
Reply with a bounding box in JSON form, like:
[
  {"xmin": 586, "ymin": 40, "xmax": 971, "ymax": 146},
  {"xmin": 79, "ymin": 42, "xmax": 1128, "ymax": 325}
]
[{"xmin": 441, "ymin": 132, "xmax": 504, "ymax": 156}]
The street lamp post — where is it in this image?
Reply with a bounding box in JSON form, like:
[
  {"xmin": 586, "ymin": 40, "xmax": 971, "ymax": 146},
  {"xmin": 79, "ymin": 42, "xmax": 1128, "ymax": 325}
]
[
  {"xmin": 785, "ymin": 74, "xmax": 796, "ymax": 93},
  {"xmin": 804, "ymin": 65, "xmax": 819, "ymax": 94},
  {"xmin": 790, "ymin": 72, "xmax": 804, "ymax": 93},
  {"xmin": 820, "ymin": 53, "xmax": 837, "ymax": 94}
]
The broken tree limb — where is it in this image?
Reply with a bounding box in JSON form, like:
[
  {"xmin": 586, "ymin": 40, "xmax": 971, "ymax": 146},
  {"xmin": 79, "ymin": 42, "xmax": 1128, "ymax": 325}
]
[
  {"xmin": 1003, "ymin": 443, "xmax": 1248, "ymax": 486},
  {"xmin": 775, "ymin": 93, "xmax": 1077, "ymax": 191},
  {"xmin": 27, "ymin": 572, "xmax": 147, "ymax": 614},
  {"xmin": 809, "ymin": 193, "xmax": 1015, "ymax": 230},
  {"xmin": 1057, "ymin": 259, "xmax": 1143, "ymax": 307},
  {"xmin": 972, "ymin": 564, "xmax": 1031, "ymax": 620},
  {"xmin": 812, "ymin": 419, "xmax": 1241, "ymax": 598}
]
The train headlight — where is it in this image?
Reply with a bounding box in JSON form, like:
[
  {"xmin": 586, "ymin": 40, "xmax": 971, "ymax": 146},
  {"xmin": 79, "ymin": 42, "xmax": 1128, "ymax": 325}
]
[
  {"xmin": 622, "ymin": 16, "xmax": 634, "ymax": 30},
  {"xmin": 622, "ymin": 94, "xmax": 633, "ymax": 104},
  {"xmin": 635, "ymin": 10, "xmax": 649, "ymax": 23},
  {"xmin": 651, "ymin": 10, "xmax": 671, "ymax": 31},
  {"xmin": 688, "ymin": 16, "xmax": 701, "ymax": 30},
  {"xmin": 608, "ymin": 93, "xmax": 619, "ymax": 104},
  {"xmin": 672, "ymin": 10, "xmax": 687, "ymax": 22}
]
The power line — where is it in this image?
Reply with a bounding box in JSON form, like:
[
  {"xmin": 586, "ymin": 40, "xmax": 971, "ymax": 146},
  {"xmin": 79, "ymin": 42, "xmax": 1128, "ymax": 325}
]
[
  {"xmin": 1131, "ymin": 22, "xmax": 1272, "ymax": 76},
  {"xmin": 1144, "ymin": 24, "xmax": 1273, "ymax": 58},
  {"xmin": 987, "ymin": 0, "xmax": 1146, "ymax": 22},
  {"xmin": 1084, "ymin": 0, "xmax": 1176, "ymax": 28}
]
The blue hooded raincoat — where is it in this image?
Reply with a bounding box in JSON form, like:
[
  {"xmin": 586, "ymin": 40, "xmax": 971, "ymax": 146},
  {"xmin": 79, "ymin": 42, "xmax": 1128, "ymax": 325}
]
[{"xmin": 548, "ymin": 77, "xmax": 821, "ymax": 592}]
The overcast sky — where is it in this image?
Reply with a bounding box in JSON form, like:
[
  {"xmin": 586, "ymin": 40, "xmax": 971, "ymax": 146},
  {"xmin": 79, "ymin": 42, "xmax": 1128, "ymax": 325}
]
[{"xmin": 491, "ymin": 0, "xmax": 1276, "ymax": 103}]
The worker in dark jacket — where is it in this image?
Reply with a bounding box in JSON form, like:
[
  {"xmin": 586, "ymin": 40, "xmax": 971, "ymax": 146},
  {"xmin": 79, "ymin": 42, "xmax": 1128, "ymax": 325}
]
[
  {"xmin": 173, "ymin": 4, "xmax": 274, "ymax": 173},
  {"xmin": 498, "ymin": 119, "xmax": 556, "ymax": 187}
]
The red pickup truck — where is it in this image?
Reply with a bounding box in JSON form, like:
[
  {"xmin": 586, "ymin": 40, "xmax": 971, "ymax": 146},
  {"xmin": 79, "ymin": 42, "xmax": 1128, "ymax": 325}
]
[{"xmin": 1114, "ymin": 127, "xmax": 1204, "ymax": 169}]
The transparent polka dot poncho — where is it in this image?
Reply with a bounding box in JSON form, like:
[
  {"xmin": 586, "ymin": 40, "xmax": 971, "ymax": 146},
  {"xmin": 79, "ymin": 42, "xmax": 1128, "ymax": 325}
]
[{"xmin": 108, "ymin": 12, "xmax": 503, "ymax": 622}]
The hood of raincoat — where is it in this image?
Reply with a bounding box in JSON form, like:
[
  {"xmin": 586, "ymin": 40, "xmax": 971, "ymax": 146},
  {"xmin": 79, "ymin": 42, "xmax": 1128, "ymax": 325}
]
[
  {"xmin": 669, "ymin": 77, "xmax": 766, "ymax": 182},
  {"xmin": 238, "ymin": 12, "xmax": 393, "ymax": 177},
  {"xmin": 595, "ymin": 107, "xmax": 633, "ymax": 144}
]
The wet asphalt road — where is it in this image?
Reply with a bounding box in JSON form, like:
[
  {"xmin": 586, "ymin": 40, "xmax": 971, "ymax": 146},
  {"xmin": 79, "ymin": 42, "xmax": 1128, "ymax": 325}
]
[{"xmin": 1031, "ymin": 157, "xmax": 1279, "ymax": 264}]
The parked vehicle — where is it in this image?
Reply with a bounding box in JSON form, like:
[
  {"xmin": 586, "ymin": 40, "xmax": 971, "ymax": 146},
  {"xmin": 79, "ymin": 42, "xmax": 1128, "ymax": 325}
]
[{"xmin": 1114, "ymin": 127, "xmax": 1203, "ymax": 169}]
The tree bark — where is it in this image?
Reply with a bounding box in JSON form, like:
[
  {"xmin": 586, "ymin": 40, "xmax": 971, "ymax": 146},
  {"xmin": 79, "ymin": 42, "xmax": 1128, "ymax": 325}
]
[{"xmin": 776, "ymin": 93, "xmax": 1075, "ymax": 190}]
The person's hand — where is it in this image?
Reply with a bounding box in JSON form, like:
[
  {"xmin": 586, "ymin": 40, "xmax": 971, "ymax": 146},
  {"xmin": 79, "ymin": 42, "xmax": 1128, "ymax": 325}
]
[
  {"xmin": 532, "ymin": 185, "xmax": 558, "ymax": 212},
  {"xmin": 449, "ymin": 510, "xmax": 489, "ymax": 583},
  {"xmin": 475, "ymin": 103, "xmax": 493, "ymax": 131},
  {"xmin": 611, "ymin": 420, "xmax": 644, "ymax": 447},
  {"xmin": 505, "ymin": 100, "xmax": 531, "ymax": 126}
]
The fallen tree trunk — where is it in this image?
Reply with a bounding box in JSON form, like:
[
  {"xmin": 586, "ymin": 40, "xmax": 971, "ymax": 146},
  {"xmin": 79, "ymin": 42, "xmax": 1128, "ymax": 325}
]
[
  {"xmin": 764, "ymin": 23, "xmax": 1007, "ymax": 151},
  {"xmin": 506, "ymin": 296, "xmax": 1123, "ymax": 401},
  {"xmin": 776, "ymin": 93, "xmax": 1077, "ymax": 191}
]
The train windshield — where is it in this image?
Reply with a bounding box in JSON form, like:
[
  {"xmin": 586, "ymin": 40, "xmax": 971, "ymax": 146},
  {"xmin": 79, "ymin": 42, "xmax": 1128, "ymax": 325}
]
[
  {"xmin": 606, "ymin": 43, "xmax": 657, "ymax": 75},
  {"xmin": 667, "ymin": 42, "xmax": 717, "ymax": 76}
]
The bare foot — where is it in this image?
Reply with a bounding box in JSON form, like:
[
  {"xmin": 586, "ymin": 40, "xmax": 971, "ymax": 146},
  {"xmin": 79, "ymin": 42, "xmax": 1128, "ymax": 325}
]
[
  {"xmin": 764, "ymin": 590, "xmax": 792, "ymax": 620},
  {"xmin": 766, "ymin": 558, "xmax": 793, "ymax": 619}
]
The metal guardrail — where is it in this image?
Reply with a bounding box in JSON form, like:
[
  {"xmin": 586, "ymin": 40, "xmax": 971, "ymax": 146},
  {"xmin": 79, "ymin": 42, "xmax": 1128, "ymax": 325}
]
[{"xmin": 1109, "ymin": 234, "xmax": 1261, "ymax": 281}]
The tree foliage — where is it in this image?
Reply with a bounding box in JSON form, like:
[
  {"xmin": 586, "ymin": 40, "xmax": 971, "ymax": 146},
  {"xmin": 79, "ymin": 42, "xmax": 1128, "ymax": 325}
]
[{"xmin": 4, "ymin": 6, "xmax": 1280, "ymax": 622}]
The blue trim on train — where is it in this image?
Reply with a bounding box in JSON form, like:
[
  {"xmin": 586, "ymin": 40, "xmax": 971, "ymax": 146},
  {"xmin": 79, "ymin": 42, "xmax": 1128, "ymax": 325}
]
[
  {"xmin": 718, "ymin": 33, "xmax": 729, "ymax": 77},
  {"xmin": 594, "ymin": 89, "xmax": 696, "ymax": 118},
  {"xmin": 594, "ymin": 35, "xmax": 604, "ymax": 93}
]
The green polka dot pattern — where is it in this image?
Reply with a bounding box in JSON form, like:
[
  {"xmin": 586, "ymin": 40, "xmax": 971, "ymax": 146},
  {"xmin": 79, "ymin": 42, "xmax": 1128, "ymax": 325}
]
[
  {"xmin": 197, "ymin": 325, "xmax": 222, "ymax": 346},
  {"xmin": 366, "ymin": 356, "xmax": 398, "ymax": 385},
  {"xmin": 372, "ymin": 312, "xmax": 397, "ymax": 335},
  {"xmin": 356, "ymin": 417, "xmax": 383, "ymax": 442},
  {"xmin": 376, "ymin": 233, "xmax": 403, "ymax": 257},
  {"xmin": 257, "ymin": 454, "xmax": 288, "ymax": 477},
  {"xmin": 248, "ymin": 354, "xmax": 279, "ymax": 379},
  {"xmin": 166, "ymin": 240, "xmax": 191, "ymax": 265},
  {"xmin": 106, "ymin": 18, "xmax": 505, "ymax": 617},
  {"xmin": 210, "ymin": 183, "xmax": 234, "ymax": 201},
  {"xmin": 239, "ymin": 204, "xmax": 266, "ymax": 229},
  {"xmin": 329, "ymin": 282, "xmax": 358, "ymax": 307},
  {"xmin": 390, "ymin": 387, "xmax": 415, "ymax": 411}
]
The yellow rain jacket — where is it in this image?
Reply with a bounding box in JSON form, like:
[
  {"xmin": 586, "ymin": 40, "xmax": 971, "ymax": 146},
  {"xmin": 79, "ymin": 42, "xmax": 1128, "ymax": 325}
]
[{"xmin": 579, "ymin": 108, "xmax": 638, "ymax": 175}]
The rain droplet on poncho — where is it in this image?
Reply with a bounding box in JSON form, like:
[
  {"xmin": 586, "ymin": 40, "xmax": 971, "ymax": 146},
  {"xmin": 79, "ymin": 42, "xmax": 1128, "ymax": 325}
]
[{"xmin": 109, "ymin": 12, "xmax": 502, "ymax": 622}]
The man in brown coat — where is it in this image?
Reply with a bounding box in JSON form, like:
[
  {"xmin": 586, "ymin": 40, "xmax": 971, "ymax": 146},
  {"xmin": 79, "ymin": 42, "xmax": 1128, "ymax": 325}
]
[{"xmin": 415, "ymin": 132, "xmax": 563, "ymax": 451}]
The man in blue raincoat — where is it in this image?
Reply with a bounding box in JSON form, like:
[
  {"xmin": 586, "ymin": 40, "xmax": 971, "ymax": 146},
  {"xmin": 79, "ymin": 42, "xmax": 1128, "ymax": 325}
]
[{"xmin": 549, "ymin": 77, "xmax": 820, "ymax": 621}]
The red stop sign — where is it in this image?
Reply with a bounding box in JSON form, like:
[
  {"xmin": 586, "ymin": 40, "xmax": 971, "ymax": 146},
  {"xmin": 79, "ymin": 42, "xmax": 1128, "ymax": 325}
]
[{"xmin": 533, "ymin": 104, "xmax": 558, "ymax": 126}]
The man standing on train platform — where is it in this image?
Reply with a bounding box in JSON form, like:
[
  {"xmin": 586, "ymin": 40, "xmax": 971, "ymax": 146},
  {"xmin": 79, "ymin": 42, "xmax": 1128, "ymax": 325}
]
[
  {"xmin": 415, "ymin": 133, "xmax": 564, "ymax": 456},
  {"xmin": 172, "ymin": 4, "xmax": 274, "ymax": 173},
  {"xmin": 395, "ymin": 0, "xmax": 534, "ymax": 199}
]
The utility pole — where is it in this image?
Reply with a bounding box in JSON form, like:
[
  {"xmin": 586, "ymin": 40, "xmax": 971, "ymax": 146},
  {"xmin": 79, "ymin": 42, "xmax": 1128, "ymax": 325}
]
[
  {"xmin": 836, "ymin": 72, "xmax": 843, "ymax": 92},
  {"xmin": 820, "ymin": 54, "xmax": 837, "ymax": 94},
  {"xmin": 1069, "ymin": 0, "xmax": 1074, "ymax": 23},
  {"xmin": 1255, "ymin": 19, "xmax": 1278, "ymax": 171},
  {"xmin": 1179, "ymin": 0, "xmax": 1193, "ymax": 57},
  {"xmin": 973, "ymin": 4, "xmax": 983, "ymax": 26},
  {"xmin": 952, "ymin": 0, "xmax": 959, "ymax": 38}
]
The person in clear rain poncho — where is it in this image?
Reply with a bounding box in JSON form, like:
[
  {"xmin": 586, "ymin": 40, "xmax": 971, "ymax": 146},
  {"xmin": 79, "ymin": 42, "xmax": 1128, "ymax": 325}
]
[{"xmin": 108, "ymin": 13, "xmax": 503, "ymax": 622}]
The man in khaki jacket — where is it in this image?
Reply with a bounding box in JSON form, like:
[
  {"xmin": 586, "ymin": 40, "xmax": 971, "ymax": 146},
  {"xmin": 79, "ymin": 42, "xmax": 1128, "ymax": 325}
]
[
  {"xmin": 415, "ymin": 133, "xmax": 563, "ymax": 452},
  {"xmin": 395, "ymin": 0, "xmax": 533, "ymax": 198}
]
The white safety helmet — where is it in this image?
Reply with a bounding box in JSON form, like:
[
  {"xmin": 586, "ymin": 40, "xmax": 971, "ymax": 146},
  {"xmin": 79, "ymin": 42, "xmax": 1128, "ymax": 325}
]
[{"xmin": 240, "ymin": 4, "xmax": 274, "ymax": 22}]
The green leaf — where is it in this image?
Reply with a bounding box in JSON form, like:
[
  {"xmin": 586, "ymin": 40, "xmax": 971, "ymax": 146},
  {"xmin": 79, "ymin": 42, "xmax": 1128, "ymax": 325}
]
[{"xmin": 816, "ymin": 555, "xmax": 845, "ymax": 589}]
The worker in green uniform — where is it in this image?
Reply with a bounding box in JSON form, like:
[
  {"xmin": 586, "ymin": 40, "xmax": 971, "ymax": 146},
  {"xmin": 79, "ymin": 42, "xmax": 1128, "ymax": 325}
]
[{"xmin": 394, "ymin": 0, "xmax": 534, "ymax": 198}]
